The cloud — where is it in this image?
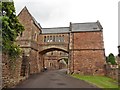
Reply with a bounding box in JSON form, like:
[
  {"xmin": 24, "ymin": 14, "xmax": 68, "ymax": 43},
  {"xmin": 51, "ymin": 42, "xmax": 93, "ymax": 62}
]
[{"xmin": 14, "ymin": 0, "xmax": 71, "ymax": 27}]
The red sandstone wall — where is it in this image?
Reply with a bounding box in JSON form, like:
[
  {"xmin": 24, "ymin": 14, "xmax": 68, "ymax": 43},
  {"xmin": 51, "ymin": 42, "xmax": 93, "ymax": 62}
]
[
  {"xmin": 73, "ymin": 50, "xmax": 105, "ymax": 75},
  {"xmin": 73, "ymin": 32, "xmax": 104, "ymax": 49},
  {"xmin": 71, "ymin": 31, "xmax": 106, "ymax": 75}
]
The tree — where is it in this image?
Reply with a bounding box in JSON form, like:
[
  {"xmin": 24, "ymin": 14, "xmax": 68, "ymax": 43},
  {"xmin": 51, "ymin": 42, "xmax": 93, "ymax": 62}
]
[
  {"xmin": 106, "ymin": 53, "xmax": 117, "ymax": 65},
  {"xmin": 1, "ymin": 1, "xmax": 24, "ymax": 58}
]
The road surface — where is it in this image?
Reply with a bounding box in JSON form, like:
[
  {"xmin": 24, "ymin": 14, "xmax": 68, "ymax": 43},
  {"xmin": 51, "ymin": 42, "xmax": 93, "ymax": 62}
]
[{"xmin": 15, "ymin": 69, "xmax": 102, "ymax": 89}]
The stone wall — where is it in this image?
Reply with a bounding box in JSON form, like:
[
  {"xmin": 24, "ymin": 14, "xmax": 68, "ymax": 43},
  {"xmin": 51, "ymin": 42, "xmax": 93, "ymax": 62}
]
[
  {"xmin": 38, "ymin": 33, "xmax": 69, "ymax": 53},
  {"xmin": 105, "ymin": 64, "xmax": 118, "ymax": 81},
  {"xmin": 71, "ymin": 50, "xmax": 105, "ymax": 75},
  {"xmin": 29, "ymin": 49, "xmax": 39, "ymax": 74},
  {"xmin": 2, "ymin": 54, "xmax": 25, "ymax": 88},
  {"xmin": 38, "ymin": 54, "xmax": 44, "ymax": 71},
  {"xmin": 104, "ymin": 56, "xmax": 120, "ymax": 81},
  {"xmin": 73, "ymin": 32, "xmax": 104, "ymax": 49},
  {"xmin": 17, "ymin": 8, "xmax": 33, "ymax": 40},
  {"xmin": 70, "ymin": 31, "xmax": 106, "ymax": 75}
]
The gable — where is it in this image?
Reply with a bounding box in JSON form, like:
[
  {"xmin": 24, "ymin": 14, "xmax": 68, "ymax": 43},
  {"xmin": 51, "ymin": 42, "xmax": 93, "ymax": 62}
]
[{"xmin": 18, "ymin": 6, "xmax": 42, "ymax": 32}]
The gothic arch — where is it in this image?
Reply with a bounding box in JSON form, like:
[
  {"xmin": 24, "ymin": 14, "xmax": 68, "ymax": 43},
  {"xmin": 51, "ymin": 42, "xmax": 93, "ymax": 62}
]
[{"xmin": 39, "ymin": 47, "xmax": 68, "ymax": 55}]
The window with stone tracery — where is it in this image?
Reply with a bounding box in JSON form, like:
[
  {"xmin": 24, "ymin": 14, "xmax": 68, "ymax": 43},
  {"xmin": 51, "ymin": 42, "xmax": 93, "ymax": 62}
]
[{"xmin": 43, "ymin": 35, "xmax": 65, "ymax": 43}]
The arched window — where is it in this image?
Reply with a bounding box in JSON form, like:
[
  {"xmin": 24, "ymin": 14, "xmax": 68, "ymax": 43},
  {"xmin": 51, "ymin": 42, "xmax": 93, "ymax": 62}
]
[
  {"xmin": 44, "ymin": 36, "xmax": 46, "ymax": 42},
  {"xmin": 59, "ymin": 35, "xmax": 61, "ymax": 42},
  {"xmin": 34, "ymin": 33, "xmax": 37, "ymax": 41},
  {"xmin": 53, "ymin": 36, "xmax": 55, "ymax": 42},
  {"xmin": 61, "ymin": 35, "xmax": 64, "ymax": 42},
  {"xmin": 47, "ymin": 36, "xmax": 49, "ymax": 42},
  {"xmin": 50, "ymin": 36, "xmax": 52, "ymax": 42},
  {"xmin": 56, "ymin": 36, "xmax": 58, "ymax": 42}
]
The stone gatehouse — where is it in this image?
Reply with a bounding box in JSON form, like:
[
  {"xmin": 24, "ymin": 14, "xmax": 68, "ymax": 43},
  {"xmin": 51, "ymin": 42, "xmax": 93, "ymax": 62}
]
[{"xmin": 16, "ymin": 6, "xmax": 106, "ymax": 76}]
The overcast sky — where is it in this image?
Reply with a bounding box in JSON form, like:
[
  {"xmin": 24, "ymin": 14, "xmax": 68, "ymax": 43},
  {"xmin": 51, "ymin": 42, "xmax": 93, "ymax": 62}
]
[{"xmin": 14, "ymin": 0, "xmax": 119, "ymax": 56}]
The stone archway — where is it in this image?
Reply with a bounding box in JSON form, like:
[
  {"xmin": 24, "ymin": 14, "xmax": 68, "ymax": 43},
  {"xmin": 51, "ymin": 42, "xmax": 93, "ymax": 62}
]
[
  {"xmin": 39, "ymin": 48, "xmax": 69, "ymax": 71},
  {"xmin": 39, "ymin": 47, "xmax": 68, "ymax": 55}
]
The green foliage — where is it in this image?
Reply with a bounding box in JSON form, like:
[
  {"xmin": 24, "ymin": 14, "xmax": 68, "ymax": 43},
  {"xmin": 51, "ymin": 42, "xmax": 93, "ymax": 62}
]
[
  {"xmin": 1, "ymin": 1, "xmax": 24, "ymax": 58},
  {"xmin": 106, "ymin": 53, "xmax": 117, "ymax": 65}
]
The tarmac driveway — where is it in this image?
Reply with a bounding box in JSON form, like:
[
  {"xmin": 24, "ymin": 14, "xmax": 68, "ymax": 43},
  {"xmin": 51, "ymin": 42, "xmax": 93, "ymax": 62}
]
[{"xmin": 15, "ymin": 69, "xmax": 102, "ymax": 89}]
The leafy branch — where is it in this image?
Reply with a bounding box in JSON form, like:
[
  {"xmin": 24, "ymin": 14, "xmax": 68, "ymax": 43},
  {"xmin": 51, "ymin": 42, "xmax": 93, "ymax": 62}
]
[{"xmin": 1, "ymin": 1, "xmax": 24, "ymax": 58}]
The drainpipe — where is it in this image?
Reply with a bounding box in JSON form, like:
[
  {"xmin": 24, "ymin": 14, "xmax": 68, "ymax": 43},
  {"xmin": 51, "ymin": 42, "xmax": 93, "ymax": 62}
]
[
  {"xmin": 72, "ymin": 30, "xmax": 74, "ymax": 74},
  {"xmin": 68, "ymin": 22, "xmax": 74, "ymax": 74},
  {"xmin": 69, "ymin": 22, "xmax": 74, "ymax": 74},
  {"xmin": 68, "ymin": 23, "xmax": 71, "ymax": 74}
]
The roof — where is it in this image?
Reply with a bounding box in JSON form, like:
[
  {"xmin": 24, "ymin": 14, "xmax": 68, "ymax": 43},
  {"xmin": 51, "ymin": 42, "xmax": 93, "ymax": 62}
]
[
  {"xmin": 32, "ymin": 16, "xmax": 42, "ymax": 29},
  {"xmin": 71, "ymin": 21, "xmax": 103, "ymax": 32},
  {"xmin": 42, "ymin": 21, "xmax": 103, "ymax": 34},
  {"xmin": 42, "ymin": 27, "xmax": 70, "ymax": 34}
]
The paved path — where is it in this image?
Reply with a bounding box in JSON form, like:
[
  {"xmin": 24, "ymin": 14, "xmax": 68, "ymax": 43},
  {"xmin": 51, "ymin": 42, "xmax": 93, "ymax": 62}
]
[{"xmin": 15, "ymin": 69, "xmax": 101, "ymax": 89}]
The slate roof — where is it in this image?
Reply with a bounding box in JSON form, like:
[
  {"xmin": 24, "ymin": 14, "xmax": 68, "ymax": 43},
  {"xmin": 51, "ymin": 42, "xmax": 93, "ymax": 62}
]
[
  {"xmin": 42, "ymin": 27, "xmax": 70, "ymax": 34},
  {"xmin": 71, "ymin": 21, "xmax": 103, "ymax": 32},
  {"xmin": 42, "ymin": 21, "xmax": 103, "ymax": 34}
]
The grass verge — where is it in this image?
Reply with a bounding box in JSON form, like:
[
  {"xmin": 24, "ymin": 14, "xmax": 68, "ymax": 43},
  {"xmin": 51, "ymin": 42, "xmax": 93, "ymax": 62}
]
[{"xmin": 71, "ymin": 74, "xmax": 119, "ymax": 90}]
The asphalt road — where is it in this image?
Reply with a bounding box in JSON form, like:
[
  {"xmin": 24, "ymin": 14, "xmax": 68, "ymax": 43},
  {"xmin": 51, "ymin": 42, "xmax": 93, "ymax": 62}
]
[{"xmin": 15, "ymin": 69, "xmax": 102, "ymax": 89}]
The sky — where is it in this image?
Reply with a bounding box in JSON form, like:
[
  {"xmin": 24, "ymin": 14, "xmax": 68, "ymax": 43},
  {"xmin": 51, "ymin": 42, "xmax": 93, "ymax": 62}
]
[{"xmin": 14, "ymin": 0, "xmax": 119, "ymax": 56}]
